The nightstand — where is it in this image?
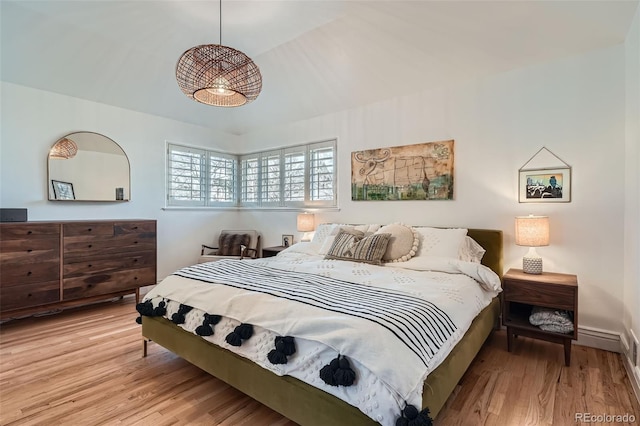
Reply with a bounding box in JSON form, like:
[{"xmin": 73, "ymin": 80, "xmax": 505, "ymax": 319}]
[
  {"xmin": 502, "ymin": 268, "xmax": 578, "ymax": 366},
  {"xmin": 262, "ymin": 246, "xmax": 286, "ymax": 258}
]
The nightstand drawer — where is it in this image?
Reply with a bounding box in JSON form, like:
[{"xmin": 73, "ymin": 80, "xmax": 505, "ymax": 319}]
[{"xmin": 504, "ymin": 280, "xmax": 576, "ymax": 311}]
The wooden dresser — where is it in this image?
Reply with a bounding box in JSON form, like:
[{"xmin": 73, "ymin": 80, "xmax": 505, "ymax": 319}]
[{"xmin": 0, "ymin": 220, "xmax": 156, "ymax": 319}]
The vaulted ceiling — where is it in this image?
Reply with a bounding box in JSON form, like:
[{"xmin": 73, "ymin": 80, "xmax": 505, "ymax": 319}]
[{"xmin": 1, "ymin": 1, "xmax": 637, "ymax": 135}]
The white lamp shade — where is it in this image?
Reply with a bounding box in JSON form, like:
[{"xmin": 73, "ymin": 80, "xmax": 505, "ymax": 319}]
[
  {"xmin": 297, "ymin": 213, "xmax": 315, "ymax": 232},
  {"xmin": 515, "ymin": 215, "xmax": 549, "ymax": 247}
]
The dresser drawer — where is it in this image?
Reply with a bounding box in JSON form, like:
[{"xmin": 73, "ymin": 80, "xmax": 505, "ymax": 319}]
[
  {"xmin": 63, "ymin": 222, "xmax": 114, "ymax": 237},
  {"xmin": 504, "ymin": 280, "xmax": 576, "ymax": 311},
  {"xmin": 114, "ymin": 221, "xmax": 156, "ymax": 235},
  {"xmin": 0, "ymin": 223, "xmax": 59, "ymax": 240},
  {"xmin": 63, "ymin": 267, "xmax": 156, "ymax": 300},
  {"xmin": 63, "ymin": 251, "xmax": 156, "ymax": 277},
  {"xmin": 1, "ymin": 261, "xmax": 60, "ymax": 286},
  {"xmin": 0, "ymin": 238, "xmax": 60, "ymax": 264},
  {"xmin": 64, "ymin": 235, "xmax": 156, "ymax": 258},
  {"xmin": 0, "ymin": 280, "xmax": 60, "ymax": 310}
]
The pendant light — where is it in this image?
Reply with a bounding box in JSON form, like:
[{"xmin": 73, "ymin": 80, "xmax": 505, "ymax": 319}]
[
  {"xmin": 176, "ymin": 0, "xmax": 262, "ymax": 107},
  {"xmin": 50, "ymin": 138, "xmax": 78, "ymax": 159}
]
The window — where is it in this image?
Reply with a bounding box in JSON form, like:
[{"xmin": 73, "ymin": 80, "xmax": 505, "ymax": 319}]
[
  {"xmin": 167, "ymin": 144, "xmax": 236, "ymax": 207},
  {"xmin": 167, "ymin": 139, "xmax": 337, "ymax": 208}
]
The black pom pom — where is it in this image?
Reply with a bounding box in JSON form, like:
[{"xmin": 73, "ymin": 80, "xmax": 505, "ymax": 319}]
[
  {"xmin": 275, "ymin": 336, "xmax": 296, "ymax": 356},
  {"xmin": 136, "ymin": 300, "xmax": 154, "ymax": 316},
  {"xmin": 171, "ymin": 313, "xmax": 185, "ymax": 324},
  {"xmin": 204, "ymin": 313, "xmax": 221, "ymax": 325},
  {"xmin": 396, "ymin": 418, "xmax": 409, "ymax": 426},
  {"xmin": 320, "ymin": 355, "xmax": 356, "ymax": 387},
  {"xmin": 171, "ymin": 304, "xmax": 193, "ymax": 324},
  {"xmin": 225, "ymin": 331, "xmax": 242, "ymax": 346},
  {"xmin": 135, "ymin": 316, "xmax": 142, "ymax": 324},
  {"xmin": 319, "ymin": 364, "xmax": 338, "ymax": 386},
  {"xmin": 396, "ymin": 405, "xmax": 432, "ymax": 426},
  {"xmin": 267, "ymin": 349, "xmax": 288, "ymax": 364},
  {"xmin": 334, "ymin": 367, "xmax": 356, "ymax": 386},
  {"xmin": 235, "ymin": 323, "xmax": 253, "ymax": 340},
  {"xmin": 195, "ymin": 325, "xmax": 214, "ymax": 336},
  {"xmin": 153, "ymin": 305, "xmax": 167, "ymax": 317},
  {"xmin": 403, "ymin": 405, "xmax": 419, "ymax": 420},
  {"xmin": 330, "ymin": 357, "xmax": 341, "ymax": 370}
]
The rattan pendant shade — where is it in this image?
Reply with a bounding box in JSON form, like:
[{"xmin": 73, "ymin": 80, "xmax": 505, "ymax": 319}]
[
  {"xmin": 50, "ymin": 138, "xmax": 78, "ymax": 159},
  {"xmin": 176, "ymin": 44, "xmax": 262, "ymax": 107}
]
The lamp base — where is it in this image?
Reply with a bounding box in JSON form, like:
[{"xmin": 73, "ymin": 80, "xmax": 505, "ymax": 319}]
[{"xmin": 522, "ymin": 256, "xmax": 543, "ymax": 274}]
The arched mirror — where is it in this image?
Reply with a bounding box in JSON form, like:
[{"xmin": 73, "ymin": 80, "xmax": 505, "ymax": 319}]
[{"xmin": 48, "ymin": 132, "xmax": 131, "ymax": 201}]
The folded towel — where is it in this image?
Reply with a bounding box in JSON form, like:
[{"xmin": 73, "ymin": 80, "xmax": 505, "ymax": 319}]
[{"xmin": 529, "ymin": 306, "xmax": 574, "ymax": 334}]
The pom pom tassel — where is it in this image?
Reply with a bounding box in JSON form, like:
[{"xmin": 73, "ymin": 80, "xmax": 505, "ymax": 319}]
[
  {"xmin": 267, "ymin": 336, "xmax": 296, "ymax": 365},
  {"xmin": 319, "ymin": 355, "xmax": 356, "ymax": 387},
  {"xmin": 225, "ymin": 323, "xmax": 254, "ymax": 347},
  {"xmin": 171, "ymin": 304, "xmax": 193, "ymax": 324},
  {"xmin": 195, "ymin": 313, "xmax": 222, "ymax": 336},
  {"xmin": 395, "ymin": 404, "xmax": 433, "ymax": 426}
]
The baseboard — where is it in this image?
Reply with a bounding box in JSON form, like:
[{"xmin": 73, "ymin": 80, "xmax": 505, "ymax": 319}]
[
  {"xmin": 575, "ymin": 325, "xmax": 622, "ymax": 353},
  {"xmin": 623, "ymin": 352, "xmax": 640, "ymax": 405}
]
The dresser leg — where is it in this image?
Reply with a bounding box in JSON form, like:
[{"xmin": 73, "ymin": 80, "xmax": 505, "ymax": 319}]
[
  {"xmin": 507, "ymin": 327, "xmax": 513, "ymax": 352},
  {"xmin": 135, "ymin": 288, "xmax": 140, "ymax": 304},
  {"xmin": 564, "ymin": 339, "xmax": 571, "ymax": 366}
]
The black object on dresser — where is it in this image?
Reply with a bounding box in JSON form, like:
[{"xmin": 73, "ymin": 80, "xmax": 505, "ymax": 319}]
[{"xmin": 502, "ymin": 268, "xmax": 578, "ymax": 366}]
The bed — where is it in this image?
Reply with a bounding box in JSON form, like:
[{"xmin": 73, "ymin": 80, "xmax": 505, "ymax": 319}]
[{"xmin": 140, "ymin": 226, "xmax": 503, "ymax": 425}]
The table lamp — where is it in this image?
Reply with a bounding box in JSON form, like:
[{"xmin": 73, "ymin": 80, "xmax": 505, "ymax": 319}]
[
  {"xmin": 297, "ymin": 213, "xmax": 315, "ymax": 242},
  {"xmin": 515, "ymin": 215, "xmax": 549, "ymax": 274}
]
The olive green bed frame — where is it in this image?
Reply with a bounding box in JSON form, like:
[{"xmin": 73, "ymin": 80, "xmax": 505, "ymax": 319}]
[{"xmin": 142, "ymin": 229, "xmax": 503, "ymax": 425}]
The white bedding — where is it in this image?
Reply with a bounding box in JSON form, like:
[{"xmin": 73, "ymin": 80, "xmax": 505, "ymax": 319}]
[{"xmin": 143, "ymin": 243, "xmax": 501, "ymax": 425}]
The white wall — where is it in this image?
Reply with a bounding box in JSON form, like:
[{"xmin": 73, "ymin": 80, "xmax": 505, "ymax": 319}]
[
  {"xmin": 624, "ymin": 5, "xmax": 640, "ymax": 381},
  {"xmin": 0, "ymin": 82, "xmax": 241, "ymax": 279},
  {"xmin": 240, "ymin": 45, "xmax": 628, "ymax": 335}
]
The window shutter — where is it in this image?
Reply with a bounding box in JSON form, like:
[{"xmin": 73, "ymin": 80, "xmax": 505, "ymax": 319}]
[{"xmin": 167, "ymin": 144, "xmax": 206, "ymax": 206}]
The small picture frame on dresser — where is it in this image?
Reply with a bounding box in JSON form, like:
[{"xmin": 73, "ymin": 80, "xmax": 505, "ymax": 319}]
[
  {"xmin": 282, "ymin": 234, "xmax": 293, "ymax": 247},
  {"xmin": 51, "ymin": 180, "xmax": 75, "ymax": 200}
]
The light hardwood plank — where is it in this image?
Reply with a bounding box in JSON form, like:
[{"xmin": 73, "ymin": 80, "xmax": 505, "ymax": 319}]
[{"xmin": 1, "ymin": 296, "xmax": 638, "ymax": 425}]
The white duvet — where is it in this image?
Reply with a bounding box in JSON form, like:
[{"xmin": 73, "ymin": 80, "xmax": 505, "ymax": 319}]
[{"xmin": 143, "ymin": 243, "xmax": 501, "ymax": 425}]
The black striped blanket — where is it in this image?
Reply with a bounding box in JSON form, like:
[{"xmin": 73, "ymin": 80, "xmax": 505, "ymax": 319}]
[{"xmin": 174, "ymin": 260, "xmax": 457, "ymax": 368}]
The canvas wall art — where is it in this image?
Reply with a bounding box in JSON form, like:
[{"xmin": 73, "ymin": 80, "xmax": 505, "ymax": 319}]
[{"xmin": 351, "ymin": 140, "xmax": 454, "ymax": 201}]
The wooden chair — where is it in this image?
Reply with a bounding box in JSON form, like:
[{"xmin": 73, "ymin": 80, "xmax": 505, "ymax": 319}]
[{"xmin": 199, "ymin": 230, "xmax": 261, "ymax": 263}]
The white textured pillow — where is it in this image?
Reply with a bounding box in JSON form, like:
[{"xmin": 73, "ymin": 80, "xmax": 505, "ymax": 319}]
[
  {"xmin": 413, "ymin": 227, "xmax": 468, "ymax": 259},
  {"xmin": 311, "ymin": 223, "xmax": 341, "ymax": 249},
  {"xmin": 318, "ymin": 224, "xmax": 381, "ymax": 255},
  {"xmin": 376, "ymin": 223, "xmax": 419, "ymax": 262},
  {"xmin": 458, "ymin": 236, "xmax": 486, "ymax": 263}
]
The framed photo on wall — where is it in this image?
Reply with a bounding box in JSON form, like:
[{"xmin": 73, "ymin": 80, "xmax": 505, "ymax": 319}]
[
  {"xmin": 519, "ymin": 167, "xmax": 571, "ymax": 203},
  {"xmin": 51, "ymin": 180, "xmax": 76, "ymax": 200}
]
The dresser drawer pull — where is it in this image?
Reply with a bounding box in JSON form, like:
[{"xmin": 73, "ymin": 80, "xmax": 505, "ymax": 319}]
[
  {"xmin": 27, "ymin": 230, "xmax": 33, "ymax": 235},
  {"xmin": 88, "ymin": 244, "xmax": 93, "ymax": 248},
  {"xmin": 27, "ymin": 249, "xmax": 33, "ymax": 253},
  {"xmin": 133, "ymin": 226, "xmax": 138, "ymax": 230},
  {"xmin": 27, "ymin": 271, "xmax": 32, "ymax": 276},
  {"xmin": 88, "ymin": 264, "xmax": 92, "ymax": 268},
  {"xmin": 27, "ymin": 293, "xmax": 32, "ymax": 297},
  {"xmin": 134, "ymin": 241, "xmax": 138, "ymax": 244},
  {"xmin": 134, "ymin": 276, "xmax": 138, "ymax": 280},
  {"xmin": 133, "ymin": 259, "xmax": 138, "ymax": 263},
  {"xmin": 88, "ymin": 228, "xmax": 92, "ymax": 232}
]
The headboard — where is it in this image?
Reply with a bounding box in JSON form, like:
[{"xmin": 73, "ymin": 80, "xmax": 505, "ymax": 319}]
[{"xmin": 467, "ymin": 229, "xmax": 504, "ymax": 278}]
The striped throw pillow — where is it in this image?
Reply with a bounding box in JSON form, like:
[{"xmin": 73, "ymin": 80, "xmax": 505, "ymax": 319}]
[{"xmin": 325, "ymin": 230, "xmax": 391, "ymax": 265}]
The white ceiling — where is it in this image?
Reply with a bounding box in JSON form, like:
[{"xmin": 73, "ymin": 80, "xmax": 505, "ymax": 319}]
[{"xmin": 1, "ymin": 1, "xmax": 637, "ymax": 135}]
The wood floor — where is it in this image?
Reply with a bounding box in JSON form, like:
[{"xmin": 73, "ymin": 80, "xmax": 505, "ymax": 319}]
[{"xmin": 1, "ymin": 296, "xmax": 638, "ymax": 426}]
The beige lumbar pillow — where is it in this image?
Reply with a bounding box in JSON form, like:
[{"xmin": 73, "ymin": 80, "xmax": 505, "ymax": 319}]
[{"xmin": 376, "ymin": 223, "xmax": 419, "ymax": 262}]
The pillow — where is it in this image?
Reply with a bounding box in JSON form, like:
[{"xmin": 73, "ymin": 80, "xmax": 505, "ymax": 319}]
[
  {"xmin": 218, "ymin": 233, "xmax": 250, "ymax": 256},
  {"xmin": 375, "ymin": 223, "xmax": 419, "ymax": 263},
  {"xmin": 325, "ymin": 230, "xmax": 391, "ymax": 265},
  {"xmin": 458, "ymin": 236, "xmax": 486, "ymax": 263},
  {"xmin": 311, "ymin": 223, "xmax": 344, "ymax": 247},
  {"xmin": 412, "ymin": 227, "xmax": 468, "ymax": 259},
  {"xmin": 318, "ymin": 224, "xmax": 381, "ymax": 255}
]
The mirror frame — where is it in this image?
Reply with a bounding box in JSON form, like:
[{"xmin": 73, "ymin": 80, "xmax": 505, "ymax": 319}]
[{"xmin": 47, "ymin": 131, "xmax": 131, "ymax": 202}]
